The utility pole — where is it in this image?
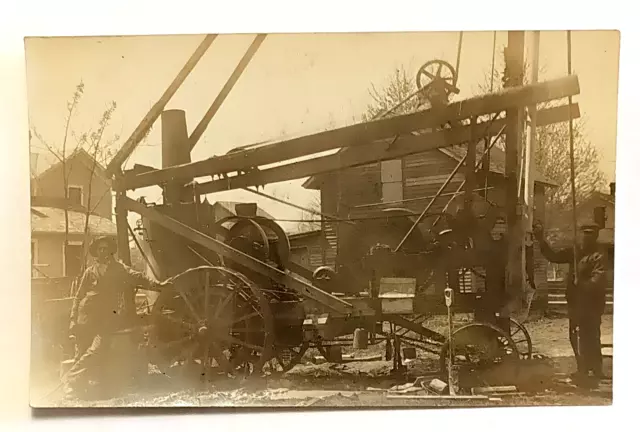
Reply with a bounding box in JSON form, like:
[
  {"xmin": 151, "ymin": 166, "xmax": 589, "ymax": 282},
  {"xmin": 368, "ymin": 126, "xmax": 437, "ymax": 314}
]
[
  {"xmin": 522, "ymin": 31, "xmax": 541, "ymax": 318},
  {"xmin": 524, "ymin": 31, "xmax": 540, "ymax": 230},
  {"xmin": 503, "ymin": 31, "xmax": 526, "ymax": 322}
]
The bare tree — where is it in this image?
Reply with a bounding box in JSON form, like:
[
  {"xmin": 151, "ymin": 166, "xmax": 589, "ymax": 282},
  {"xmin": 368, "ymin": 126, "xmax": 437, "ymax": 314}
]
[
  {"xmin": 296, "ymin": 194, "xmax": 322, "ymax": 233},
  {"xmin": 361, "ymin": 66, "xmax": 423, "ymax": 122},
  {"xmin": 361, "ymin": 55, "xmax": 607, "ymax": 225},
  {"xmin": 30, "ymin": 82, "xmax": 120, "ymax": 280},
  {"xmin": 476, "ymin": 55, "xmax": 607, "ymax": 221}
]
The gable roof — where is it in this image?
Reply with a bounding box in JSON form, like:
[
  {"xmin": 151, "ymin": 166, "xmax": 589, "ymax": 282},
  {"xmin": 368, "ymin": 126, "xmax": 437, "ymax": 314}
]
[
  {"xmin": 34, "ymin": 148, "xmax": 109, "ymax": 183},
  {"xmin": 439, "ymin": 144, "xmax": 558, "ymax": 187},
  {"xmin": 31, "ymin": 206, "xmax": 117, "ymax": 236}
]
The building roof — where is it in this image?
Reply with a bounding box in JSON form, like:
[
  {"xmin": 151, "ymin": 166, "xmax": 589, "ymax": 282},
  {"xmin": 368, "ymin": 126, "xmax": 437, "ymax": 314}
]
[
  {"xmin": 212, "ymin": 201, "xmax": 275, "ymax": 220},
  {"xmin": 31, "ymin": 206, "xmax": 117, "ymax": 236},
  {"xmin": 33, "ymin": 148, "xmax": 109, "ymax": 184},
  {"xmin": 302, "ymin": 139, "xmax": 558, "ymax": 190},
  {"xmin": 440, "ymin": 144, "xmax": 558, "ymax": 187},
  {"xmin": 289, "ymin": 227, "xmax": 323, "ymax": 239},
  {"xmin": 587, "ymin": 191, "xmax": 615, "ymax": 206}
]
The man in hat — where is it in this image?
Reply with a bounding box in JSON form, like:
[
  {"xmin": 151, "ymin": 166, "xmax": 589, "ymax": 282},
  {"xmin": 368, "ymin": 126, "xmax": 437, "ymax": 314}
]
[
  {"xmin": 65, "ymin": 235, "xmax": 171, "ymax": 399},
  {"xmin": 533, "ymin": 219, "xmax": 608, "ymax": 388}
]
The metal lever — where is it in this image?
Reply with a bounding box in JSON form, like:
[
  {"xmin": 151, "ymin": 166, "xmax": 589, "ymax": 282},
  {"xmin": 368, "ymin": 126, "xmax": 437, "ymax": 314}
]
[{"xmin": 444, "ymin": 287, "xmax": 457, "ymax": 395}]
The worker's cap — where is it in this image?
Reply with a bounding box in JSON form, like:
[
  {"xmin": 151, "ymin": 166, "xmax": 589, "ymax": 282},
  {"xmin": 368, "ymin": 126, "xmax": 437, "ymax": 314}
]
[{"xmin": 89, "ymin": 236, "xmax": 117, "ymax": 257}]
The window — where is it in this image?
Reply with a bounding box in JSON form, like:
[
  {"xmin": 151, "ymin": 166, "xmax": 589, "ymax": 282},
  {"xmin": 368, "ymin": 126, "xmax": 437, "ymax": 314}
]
[
  {"xmin": 68, "ymin": 185, "xmax": 83, "ymax": 206},
  {"xmin": 547, "ymin": 263, "xmax": 566, "ymax": 282},
  {"xmin": 63, "ymin": 241, "xmax": 84, "ymax": 278}
]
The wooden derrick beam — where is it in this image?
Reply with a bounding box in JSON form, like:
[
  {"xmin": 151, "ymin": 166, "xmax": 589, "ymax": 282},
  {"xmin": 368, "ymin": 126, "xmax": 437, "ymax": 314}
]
[
  {"xmin": 188, "ymin": 34, "xmax": 267, "ymax": 151},
  {"xmin": 122, "ymin": 197, "xmax": 370, "ymax": 315},
  {"xmin": 122, "ymin": 76, "xmax": 580, "ymax": 191},
  {"xmin": 191, "ymin": 104, "xmax": 579, "ymax": 195},
  {"xmin": 504, "ymin": 31, "xmax": 526, "ymax": 318},
  {"xmin": 106, "ymin": 34, "xmax": 217, "ymax": 175},
  {"xmin": 122, "ymin": 103, "xmax": 579, "ymax": 193}
]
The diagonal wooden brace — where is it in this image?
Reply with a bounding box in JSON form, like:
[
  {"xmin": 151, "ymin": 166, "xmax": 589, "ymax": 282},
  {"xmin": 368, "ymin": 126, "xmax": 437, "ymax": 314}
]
[{"xmin": 122, "ymin": 197, "xmax": 364, "ymax": 315}]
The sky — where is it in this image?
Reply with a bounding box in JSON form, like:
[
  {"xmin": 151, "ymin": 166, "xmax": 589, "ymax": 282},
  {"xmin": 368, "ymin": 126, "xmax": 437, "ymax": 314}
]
[{"xmin": 24, "ymin": 31, "xmax": 620, "ymax": 231}]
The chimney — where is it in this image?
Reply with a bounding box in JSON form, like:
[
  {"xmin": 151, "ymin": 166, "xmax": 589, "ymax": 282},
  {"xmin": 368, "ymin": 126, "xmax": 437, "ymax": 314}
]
[
  {"xmin": 609, "ymin": 182, "xmax": 616, "ymax": 198},
  {"xmin": 235, "ymin": 203, "xmax": 258, "ymax": 217}
]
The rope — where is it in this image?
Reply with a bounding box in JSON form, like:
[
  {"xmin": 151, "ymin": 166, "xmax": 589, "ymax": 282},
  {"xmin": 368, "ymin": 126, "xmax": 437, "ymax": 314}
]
[
  {"xmin": 455, "ymin": 32, "xmax": 464, "ymax": 86},
  {"xmin": 566, "ymin": 30, "xmax": 579, "ymax": 285},
  {"xmin": 490, "ymin": 31, "xmax": 497, "ymax": 92}
]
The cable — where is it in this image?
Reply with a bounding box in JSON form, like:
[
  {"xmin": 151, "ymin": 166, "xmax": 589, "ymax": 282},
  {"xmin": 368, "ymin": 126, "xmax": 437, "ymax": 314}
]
[
  {"xmin": 566, "ymin": 30, "xmax": 579, "ymax": 285},
  {"xmin": 490, "ymin": 31, "xmax": 497, "ymax": 93},
  {"xmin": 455, "ymin": 32, "xmax": 464, "ymax": 86}
]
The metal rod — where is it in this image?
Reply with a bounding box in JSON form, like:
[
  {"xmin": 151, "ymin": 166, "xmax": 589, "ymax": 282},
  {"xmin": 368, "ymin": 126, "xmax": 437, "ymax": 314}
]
[
  {"xmin": 567, "ymin": 30, "xmax": 579, "ymax": 285},
  {"xmin": 127, "ymin": 223, "xmax": 160, "ymax": 279},
  {"xmin": 395, "ymin": 113, "xmax": 501, "ymax": 252},
  {"xmin": 394, "ymin": 152, "xmax": 466, "ymax": 252},
  {"xmin": 353, "ymin": 187, "xmax": 496, "ymax": 209},
  {"xmin": 188, "ymin": 34, "xmax": 267, "ymax": 150},
  {"xmin": 107, "ymin": 34, "xmax": 217, "ymax": 174},
  {"xmin": 430, "ymin": 124, "xmax": 506, "ymax": 228},
  {"xmin": 242, "ymin": 186, "xmax": 355, "ymax": 225}
]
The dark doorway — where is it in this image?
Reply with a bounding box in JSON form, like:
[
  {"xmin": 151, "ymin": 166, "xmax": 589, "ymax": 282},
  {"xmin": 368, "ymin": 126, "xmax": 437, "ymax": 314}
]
[{"xmin": 65, "ymin": 243, "xmax": 83, "ymax": 278}]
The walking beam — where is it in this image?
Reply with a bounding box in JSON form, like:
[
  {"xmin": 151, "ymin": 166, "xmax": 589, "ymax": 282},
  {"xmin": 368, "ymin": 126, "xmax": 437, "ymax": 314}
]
[
  {"xmin": 122, "ymin": 75, "xmax": 580, "ymax": 190},
  {"xmin": 188, "ymin": 34, "xmax": 267, "ymax": 151},
  {"xmin": 122, "ymin": 197, "xmax": 369, "ymax": 315},
  {"xmin": 190, "ymin": 104, "xmax": 578, "ymax": 195},
  {"xmin": 106, "ymin": 34, "xmax": 218, "ymax": 175}
]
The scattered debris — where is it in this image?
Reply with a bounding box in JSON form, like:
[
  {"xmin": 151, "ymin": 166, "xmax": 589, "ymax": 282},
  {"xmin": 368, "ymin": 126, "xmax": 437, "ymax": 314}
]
[
  {"xmin": 386, "ymin": 394, "xmax": 491, "ymax": 401},
  {"xmin": 471, "ymin": 385, "xmax": 518, "ymax": 396}
]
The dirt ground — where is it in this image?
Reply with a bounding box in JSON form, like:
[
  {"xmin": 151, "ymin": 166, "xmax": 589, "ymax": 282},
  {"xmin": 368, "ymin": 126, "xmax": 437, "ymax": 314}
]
[{"xmin": 31, "ymin": 314, "xmax": 613, "ymax": 409}]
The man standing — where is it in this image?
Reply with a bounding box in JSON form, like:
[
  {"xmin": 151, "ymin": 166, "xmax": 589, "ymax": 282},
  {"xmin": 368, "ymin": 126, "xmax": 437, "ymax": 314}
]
[
  {"xmin": 65, "ymin": 236, "xmax": 170, "ymax": 399},
  {"xmin": 533, "ymin": 220, "xmax": 608, "ymax": 388}
]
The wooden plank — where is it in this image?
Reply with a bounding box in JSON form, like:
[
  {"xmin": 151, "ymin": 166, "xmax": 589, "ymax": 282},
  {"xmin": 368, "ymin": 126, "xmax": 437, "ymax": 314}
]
[
  {"xmin": 122, "ymin": 197, "xmax": 368, "ymax": 315},
  {"xmin": 406, "ymin": 174, "xmax": 465, "ymax": 187},
  {"xmin": 122, "ymin": 77, "xmax": 580, "ymax": 190},
  {"xmin": 107, "ymin": 34, "xmax": 217, "ymax": 175},
  {"xmin": 194, "ymin": 120, "xmax": 502, "ymax": 195},
  {"xmin": 134, "ymin": 103, "xmax": 577, "ymax": 197}
]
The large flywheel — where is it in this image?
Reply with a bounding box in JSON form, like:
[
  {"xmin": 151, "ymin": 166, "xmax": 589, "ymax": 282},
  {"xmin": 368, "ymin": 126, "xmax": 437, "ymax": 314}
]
[
  {"xmin": 149, "ymin": 266, "xmax": 274, "ymax": 379},
  {"xmin": 439, "ymin": 322, "xmax": 520, "ymax": 387}
]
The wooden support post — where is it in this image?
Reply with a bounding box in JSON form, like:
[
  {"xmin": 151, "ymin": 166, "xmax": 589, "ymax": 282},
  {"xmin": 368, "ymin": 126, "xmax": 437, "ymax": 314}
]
[
  {"xmin": 504, "ymin": 31, "xmax": 526, "ymax": 318},
  {"xmin": 161, "ymin": 109, "xmax": 192, "ymax": 204},
  {"xmin": 464, "ymin": 117, "xmax": 478, "ymax": 211},
  {"xmin": 115, "ymin": 186, "xmax": 131, "ymax": 266},
  {"xmin": 524, "ymin": 31, "xmax": 540, "ymax": 230},
  {"xmin": 114, "ymin": 183, "xmax": 134, "ymax": 318}
]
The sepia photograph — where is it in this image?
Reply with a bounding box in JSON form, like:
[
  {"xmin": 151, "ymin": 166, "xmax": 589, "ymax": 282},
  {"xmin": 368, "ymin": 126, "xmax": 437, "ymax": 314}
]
[{"xmin": 26, "ymin": 30, "xmax": 619, "ymax": 409}]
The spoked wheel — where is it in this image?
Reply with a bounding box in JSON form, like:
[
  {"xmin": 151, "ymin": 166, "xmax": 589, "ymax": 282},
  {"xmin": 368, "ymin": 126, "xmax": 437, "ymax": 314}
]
[
  {"xmin": 264, "ymin": 342, "xmax": 310, "ymax": 374},
  {"xmin": 439, "ymin": 323, "xmax": 520, "ymax": 378},
  {"xmin": 149, "ymin": 266, "xmax": 274, "ymax": 380},
  {"xmin": 509, "ymin": 317, "xmax": 533, "ymax": 360}
]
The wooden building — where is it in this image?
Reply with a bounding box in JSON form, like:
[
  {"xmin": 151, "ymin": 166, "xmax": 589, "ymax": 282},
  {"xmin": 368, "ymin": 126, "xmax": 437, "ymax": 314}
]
[
  {"xmin": 30, "ymin": 148, "xmax": 116, "ymax": 282},
  {"xmin": 302, "ymin": 143, "xmax": 558, "ymax": 293},
  {"xmin": 288, "ymin": 228, "xmax": 326, "ymax": 270}
]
